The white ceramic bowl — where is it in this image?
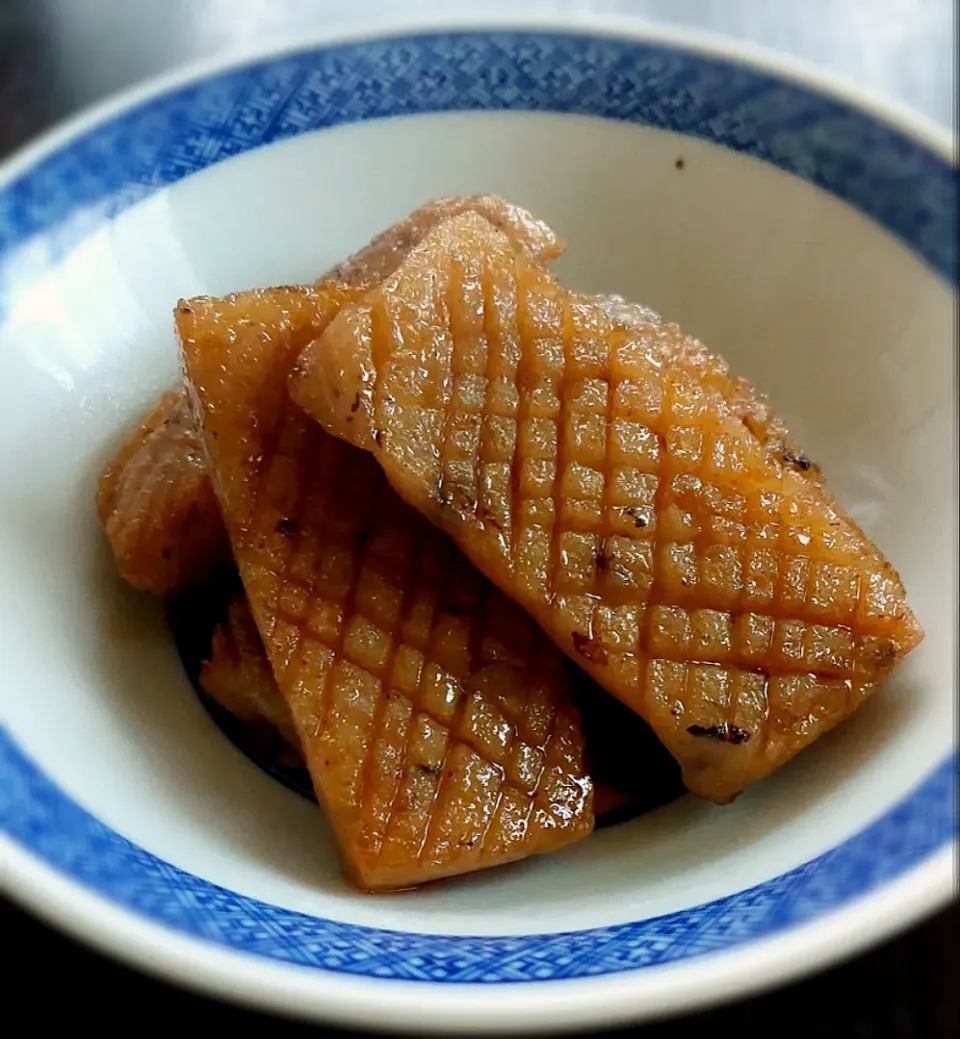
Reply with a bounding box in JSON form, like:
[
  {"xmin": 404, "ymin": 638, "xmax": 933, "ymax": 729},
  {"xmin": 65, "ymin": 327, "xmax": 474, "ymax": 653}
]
[{"xmin": 0, "ymin": 16, "xmax": 955, "ymax": 1036}]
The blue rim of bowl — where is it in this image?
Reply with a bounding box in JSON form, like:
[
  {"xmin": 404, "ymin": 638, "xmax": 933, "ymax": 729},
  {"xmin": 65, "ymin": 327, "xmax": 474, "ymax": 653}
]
[{"xmin": 0, "ymin": 30, "xmax": 956, "ymax": 984}]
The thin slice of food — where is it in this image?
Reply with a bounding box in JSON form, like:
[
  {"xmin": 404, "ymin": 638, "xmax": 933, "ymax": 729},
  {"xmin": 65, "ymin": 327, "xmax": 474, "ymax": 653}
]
[
  {"xmin": 178, "ymin": 285, "xmax": 592, "ymax": 891},
  {"xmin": 322, "ymin": 194, "xmax": 565, "ymax": 287},
  {"xmin": 192, "ymin": 588, "xmax": 681, "ymax": 823},
  {"xmin": 97, "ymin": 196, "xmax": 563, "ymax": 599},
  {"xmin": 594, "ymin": 295, "xmax": 818, "ymax": 479},
  {"xmin": 291, "ymin": 210, "xmax": 923, "ymax": 804},
  {"xmin": 201, "ymin": 596, "xmax": 301, "ymax": 754},
  {"xmin": 95, "ymin": 387, "xmax": 230, "ymax": 596}
]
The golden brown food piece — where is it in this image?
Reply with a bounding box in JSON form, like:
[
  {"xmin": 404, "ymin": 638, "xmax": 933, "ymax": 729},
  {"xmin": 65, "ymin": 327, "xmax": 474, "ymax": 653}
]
[
  {"xmin": 595, "ymin": 295, "xmax": 818, "ymax": 479},
  {"xmin": 201, "ymin": 597, "xmax": 301, "ymax": 754},
  {"xmin": 322, "ymin": 194, "xmax": 565, "ymax": 287},
  {"xmin": 95, "ymin": 387, "xmax": 230, "ymax": 596},
  {"xmin": 178, "ymin": 284, "xmax": 592, "ymax": 891},
  {"xmin": 96, "ymin": 197, "xmax": 563, "ymax": 599},
  {"xmin": 291, "ymin": 211, "xmax": 923, "ymax": 805},
  {"xmin": 197, "ymin": 593, "xmax": 677, "ymax": 823}
]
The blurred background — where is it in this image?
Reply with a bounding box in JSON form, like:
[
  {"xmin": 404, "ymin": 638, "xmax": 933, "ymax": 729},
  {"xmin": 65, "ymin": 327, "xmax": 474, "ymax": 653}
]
[
  {"xmin": 0, "ymin": 0, "xmax": 955, "ymax": 157},
  {"xmin": 0, "ymin": 0, "xmax": 956, "ymax": 1036}
]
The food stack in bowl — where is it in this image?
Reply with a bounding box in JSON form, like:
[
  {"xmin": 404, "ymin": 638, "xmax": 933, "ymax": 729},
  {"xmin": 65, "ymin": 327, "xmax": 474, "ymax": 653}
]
[{"xmin": 95, "ymin": 196, "xmax": 922, "ymax": 893}]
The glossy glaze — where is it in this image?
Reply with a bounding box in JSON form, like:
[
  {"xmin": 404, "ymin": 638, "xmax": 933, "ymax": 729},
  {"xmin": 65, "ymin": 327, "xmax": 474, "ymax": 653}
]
[{"xmin": 293, "ymin": 209, "xmax": 923, "ymax": 804}]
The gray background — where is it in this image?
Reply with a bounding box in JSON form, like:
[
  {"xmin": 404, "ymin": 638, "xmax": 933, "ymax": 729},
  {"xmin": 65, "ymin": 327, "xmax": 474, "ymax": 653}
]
[{"xmin": 0, "ymin": 1, "xmax": 955, "ymax": 1036}]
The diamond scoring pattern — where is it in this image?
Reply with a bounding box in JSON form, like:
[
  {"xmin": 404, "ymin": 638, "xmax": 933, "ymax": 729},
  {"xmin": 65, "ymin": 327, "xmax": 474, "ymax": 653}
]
[
  {"xmin": 306, "ymin": 212, "xmax": 922, "ymax": 805},
  {"xmin": 2, "ymin": 28, "xmax": 955, "ymax": 986},
  {"xmin": 178, "ymin": 284, "xmax": 591, "ymax": 891}
]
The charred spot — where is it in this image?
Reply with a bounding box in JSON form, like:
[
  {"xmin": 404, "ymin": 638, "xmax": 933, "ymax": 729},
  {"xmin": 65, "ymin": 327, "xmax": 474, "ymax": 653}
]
[
  {"xmin": 572, "ymin": 631, "xmax": 610, "ymax": 666},
  {"xmin": 355, "ymin": 528, "xmax": 372, "ymax": 549},
  {"xmin": 416, "ymin": 762, "xmax": 443, "ymax": 777},
  {"xmin": 782, "ymin": 449, "xmax": 816, "ymax": 473},
  {"xmin": 675, "ymin": 157, "xmax": 685, "ymax": 169},
  {"xmin": 161, "ymin": 547, "xmax": 173, "ymax": 560},
  {"xmin": 595, "ymin": 547, "xmax": 610, "ymax": 574},
  {"xmin": 686, "ymin": 722, "xmax": 751, "ymax": 745},
  {"xmin": 438, "ymin": 481, "xmax": 482, "ymax": 519},
  {"xmin": 624, "ymin": 506, "xmax": 649, "ymax": 529},
  {"xmin": 275, "ymin": 518, "xmax": 299, "ymax": 537},
  {"xmin": 176, "ymin": 301, "xmax": 194, "ymax": 315},
  {"xmin": 350, "ymin": 391, "xmax": 361, "ymax": 414}
]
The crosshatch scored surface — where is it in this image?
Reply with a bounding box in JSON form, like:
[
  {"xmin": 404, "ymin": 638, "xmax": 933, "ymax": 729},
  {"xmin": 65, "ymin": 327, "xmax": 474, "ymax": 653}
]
[{"xmin": 0, "ymin": 30, "xmax": 955, "ymax": 982}]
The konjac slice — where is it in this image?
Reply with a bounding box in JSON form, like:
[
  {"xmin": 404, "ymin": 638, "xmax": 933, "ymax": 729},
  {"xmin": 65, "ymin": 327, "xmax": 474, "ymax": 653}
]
[
  {"xmin": 291, "ymin": 211, "xmax": 923, "ymax": 804},
  {"xmin": 96, "ymin": 196, "xmax": 563, "ymax": 599},
  {"xmin": 192, "ymin": 589, "xmax": 680, "ymax": 824},
  {"xmin": 595, "ymin": 296, "xmax": 818, "ymax": 479},
  {"xmin": 201, "ymin": 596, "xmax": 301, "ymax": 754},
  {"xmin": 178, "ymin": 285, "xmax": 592, "ymax": 891},
  {"xmin": 322, "ymin": 193, "xmax": 565, "ymax": 287},
  {"xmin": 95, "ymin": 387, "xmax": 230, "ymax": 596}
]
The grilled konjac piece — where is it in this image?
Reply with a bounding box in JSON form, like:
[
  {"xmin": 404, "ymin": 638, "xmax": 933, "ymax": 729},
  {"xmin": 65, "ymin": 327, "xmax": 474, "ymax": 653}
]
[
  {"xmin": 95, "ymin": 197, "xmax": 563, "ymax": 599},
  {"xmin": 95, "ymin": 386, "xmax": 230, "ymax": 596},
  {"xmin": 178, "ymin": 284, "xmax": 593, "ymax": 891},
  {"xmin": 195, "ymin": 589, "xmax": 683, "ymax": 823},
  {"xmin": 325, "ymin": 193, "xmax": 565, "ymax": 287},
  {"xmin": 201, "ymin": 596, "xmax": 301, "ymax": 754},
  {"xmin": 290, "ymin": 210, "xmax": 923, "ymax": 804}
]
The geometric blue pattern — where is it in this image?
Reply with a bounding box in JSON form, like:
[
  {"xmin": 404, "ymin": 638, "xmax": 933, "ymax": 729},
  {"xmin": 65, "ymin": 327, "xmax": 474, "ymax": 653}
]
[
  {"xmin": 0, "ymin": 31, "xmax": 956, "ymax": 982},
  {"xmin": 0, "ymin": 32, "xmax": 955, "ymax": 313},
  {"xmin": 0, "ymin": 731, "xmax": 954, "ymax": 982}
]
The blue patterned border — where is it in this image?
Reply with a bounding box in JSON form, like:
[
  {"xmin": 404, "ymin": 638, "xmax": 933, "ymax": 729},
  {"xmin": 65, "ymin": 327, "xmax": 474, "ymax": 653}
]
[
  {"xmin": 1, "ymin": 732, "xmax": 954, "ymax": 981},
  {"xmin": 0, "ymin": 31, "xmax": 955, "ymax": 302},
  {"xmin": 0, "ymin": 31, "xmax": 956, "ymax": 982}
]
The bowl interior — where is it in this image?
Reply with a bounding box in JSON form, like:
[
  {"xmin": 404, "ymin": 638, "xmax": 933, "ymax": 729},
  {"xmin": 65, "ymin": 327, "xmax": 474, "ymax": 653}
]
[{"xmin": 0, "ymin": 32, "xmax": 954, "ymax": 976}]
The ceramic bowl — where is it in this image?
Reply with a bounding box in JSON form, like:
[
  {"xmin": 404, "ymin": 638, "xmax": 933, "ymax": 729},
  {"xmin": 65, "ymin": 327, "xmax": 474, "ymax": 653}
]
[{"xmin": 0, "ymin": 16, "xmax": 955, "ymax": 1035}]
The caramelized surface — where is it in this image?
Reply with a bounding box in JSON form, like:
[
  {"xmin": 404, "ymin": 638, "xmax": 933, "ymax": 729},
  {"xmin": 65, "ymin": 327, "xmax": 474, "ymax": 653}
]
[
  {"xmin": 191, "ymin": 589, "xmax": 680, "ymax": 825},
  {"xmin": 292, "ymin": 211, "xmax": 923, "ymax": 804},
  {"xmin": 95, "ymin": 387, "xmax": 229, "ymax": 596},
  {"xmin": 96, "ymin": 196, "xmax": 563, "ymax": 599},
  {"xmin": 179, "ymin": 284, "xmax": 592, "ymax": 890},
  {"xmin": 595, "ymin": 295, "xmax": 817, "ymax": 478}
]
